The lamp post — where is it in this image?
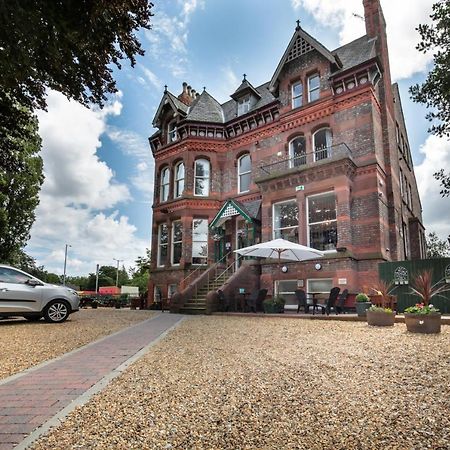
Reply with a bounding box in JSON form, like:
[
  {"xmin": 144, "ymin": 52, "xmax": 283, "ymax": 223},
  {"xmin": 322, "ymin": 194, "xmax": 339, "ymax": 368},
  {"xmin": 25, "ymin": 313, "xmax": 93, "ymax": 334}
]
[
  {"xmin": 113, "ymin": 258, "xmax": 123, "ymax": 287},
  {"xmin": 63, "ymin": 244, "xmax": 71, "ymax": 286}
]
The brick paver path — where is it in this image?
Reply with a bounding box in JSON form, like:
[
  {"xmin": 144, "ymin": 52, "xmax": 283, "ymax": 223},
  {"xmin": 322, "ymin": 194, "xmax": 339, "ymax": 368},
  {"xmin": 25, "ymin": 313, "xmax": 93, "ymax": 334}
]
[{"xmin": 0, "ymin": 313, "xmax": 183, "ymax": 449}]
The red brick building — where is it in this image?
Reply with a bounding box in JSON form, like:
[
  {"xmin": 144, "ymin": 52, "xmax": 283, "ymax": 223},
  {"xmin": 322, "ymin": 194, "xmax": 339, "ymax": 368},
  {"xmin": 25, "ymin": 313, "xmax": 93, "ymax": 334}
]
[{"xmin": 148, "ymin": 0, "xmax": 425, "ymax": 311}]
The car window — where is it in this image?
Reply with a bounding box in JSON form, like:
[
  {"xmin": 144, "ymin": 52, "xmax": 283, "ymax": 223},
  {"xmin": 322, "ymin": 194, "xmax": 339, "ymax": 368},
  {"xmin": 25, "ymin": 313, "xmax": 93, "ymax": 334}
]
[{"xmin": 0, "ymin": 268, "xmax": 31, "ymax": 284}]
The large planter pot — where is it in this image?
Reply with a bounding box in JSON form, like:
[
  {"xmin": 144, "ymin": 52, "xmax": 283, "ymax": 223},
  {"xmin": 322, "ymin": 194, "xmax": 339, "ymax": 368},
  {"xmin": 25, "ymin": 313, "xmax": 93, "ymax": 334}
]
[
  {"xmin": 367, "ymin": 310, "xmax": 395, "ymax": 327},
  {"xmin": 263, "ymin": 303, "xmax": 284, "ymax": 314},
  {"xmin": 404, "ymin": 313, "xmax": 441, "ymax": 334},
  {"xmin": 356, "ymin": 302, "xmax": 372, "ymax": 317}
]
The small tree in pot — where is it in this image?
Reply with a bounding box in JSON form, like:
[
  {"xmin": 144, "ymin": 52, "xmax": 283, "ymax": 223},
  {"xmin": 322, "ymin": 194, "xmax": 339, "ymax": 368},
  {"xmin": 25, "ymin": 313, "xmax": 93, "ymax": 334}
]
[
  {"xmin": 367, "ymin": 280, "xmax": 396, "ymax": 327},
  {"xmin": 355, "ymin": 293, "xmax": 371, "ymax": 317},
  {"xmin": 263, "ymin": 296, "xmax": 285, "ymax": 314},
  {"xmin": 404, "ymin": 270, "xmax": 450, "ymax": 334}
]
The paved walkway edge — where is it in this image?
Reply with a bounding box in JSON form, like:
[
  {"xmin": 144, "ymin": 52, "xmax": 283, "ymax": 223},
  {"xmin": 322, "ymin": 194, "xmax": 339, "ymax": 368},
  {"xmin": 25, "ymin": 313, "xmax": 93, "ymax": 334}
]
[
  {"xmin": 13, "ymin": 315, "xmax": 185, "ymax": 450},
  {"xmin": 0, "ymin": 312, "xmax": 164, "ymax": 387}
]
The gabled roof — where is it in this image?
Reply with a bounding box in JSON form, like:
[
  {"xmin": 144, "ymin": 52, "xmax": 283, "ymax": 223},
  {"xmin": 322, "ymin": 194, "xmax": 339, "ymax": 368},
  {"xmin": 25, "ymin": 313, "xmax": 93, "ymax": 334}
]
[
  {"xmin": 269, "ymin": 24, "xmax": 340, "ymax": 92},
  {"xmin": 186, "ymin": 90, "xmax": 225, "ymax": 123},
  {"xmin": 209, "ymin": 199, "xmax": 261, "ymax": 228},
  {"xmin": 230, "ymin": 77, "xmax": 262, "ymax": 101},
  {"xmin": 152, "ymin": 90, "xmax": 189, "ymax": 127}
]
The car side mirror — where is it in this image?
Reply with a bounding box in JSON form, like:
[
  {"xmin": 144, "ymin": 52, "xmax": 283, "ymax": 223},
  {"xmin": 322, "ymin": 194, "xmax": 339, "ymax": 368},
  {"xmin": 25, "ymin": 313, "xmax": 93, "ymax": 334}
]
[{"xmin": 26, "ymin": 279, "xmax": 43, "ymax": 287}]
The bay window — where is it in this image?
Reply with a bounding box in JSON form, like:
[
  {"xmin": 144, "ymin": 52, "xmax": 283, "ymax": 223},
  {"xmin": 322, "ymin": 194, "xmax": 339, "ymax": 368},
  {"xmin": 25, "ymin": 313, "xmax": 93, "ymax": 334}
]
[
  {"xmin": 194, "ymin": 159, "xmax": 210, "ymax": 196},
  {"xmin": 157, "ymin": 223, "xmax": 169, "ymax": 267},
  {"xmin": 174, "ymin": 162, "xmax": 185, "ymax": 198},
  {"xmin": 308, "ymin": 192, "xmax": 337, "ymax": 251},
  {"xmin": 192, "ymin": 218, "xmax": 208, "ymax": 264},
  {"xmin": 171, "ymin": 221, "xmax": 183, "ymax": 265},
  {"xmin": 273, "ymin": 200, "xmax": 299, "ymax": 242},
  {"xmin": 160, "ymin": 167, "xmax": 170, "ymax": 202}
]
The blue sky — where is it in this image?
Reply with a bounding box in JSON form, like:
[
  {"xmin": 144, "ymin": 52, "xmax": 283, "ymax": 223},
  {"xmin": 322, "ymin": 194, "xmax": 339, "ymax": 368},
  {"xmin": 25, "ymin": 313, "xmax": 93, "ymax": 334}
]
[{"xmin": 27, "ymin": 0, "xmax": 449, "ymax": 276}]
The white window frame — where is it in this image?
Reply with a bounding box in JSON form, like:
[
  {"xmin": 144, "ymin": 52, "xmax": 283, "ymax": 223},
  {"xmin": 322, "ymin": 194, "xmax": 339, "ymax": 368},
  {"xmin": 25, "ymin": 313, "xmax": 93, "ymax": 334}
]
[
  {"xmin": 292, "ymin": 82, "xmax": 303, "ymax": 109},
  {"xmin": 272, "ymin": 199, "xmax": 299, "ymax": 242},
  {"xmin": 174, "ymin": 161, "xmax": 185, "ymax": 198},
  {"xmin": 312, "ymin": 128, "xmax": 332, "ymax": 161},
  {"xmin": 308, "ymin": 73, "xmax": 320, "ymax": 102},
  {"xmin": 192, "ymin": 218, "xmax": 208, "ymax": 265},
  {"xmin": 194, "ymin": 159, "xmax": 210, "ymax": 197},
  {"xmin": 167, "ymin": 120, "xmax": 178, "ymax": 143},
  {"xmin": 238, "ymin": 154, "xmax": 251, "ymax": 193},
  {"xmin": 289, "ymin": 136, "xmax": 307, "ymax": 168},
  {"xmin": 275, "ymin": 279, "xmax": 300, "ymax": 311},
  {"xmin": 157, "ymin": 223, "xmax": 169, "ymax": 267},
  {"xmin": 160, "ymin": 167, "xmax": 170, "ymax": 202},
  {"xmin": 171, "ymin": 220, "xmax": 183, "ymax": 266},
  {"xmin": 306, "ymin": 278, "xmax": 333, "ymax": 301},
  {"xmin": 238, "ymin": 95, "xmax": 251, "ymax": 116},
  {"xmin": 306, "ymin": 191, "xmax": 337, "ymax": 252}
]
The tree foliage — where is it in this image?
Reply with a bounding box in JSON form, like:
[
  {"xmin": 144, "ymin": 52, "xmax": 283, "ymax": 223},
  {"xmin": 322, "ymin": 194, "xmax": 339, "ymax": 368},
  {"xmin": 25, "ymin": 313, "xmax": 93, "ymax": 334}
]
[
  {"xmin": 426, "ymin": 232, "xmax": 450, "ymax": 258},
  {"xmin": 0, "ymin": 0, "xmax": 154, "ymax": 112},
  {"xmin": 434, "ymin": 169, "xmax": 450, "ymax": 197},
  {"xmin": 0, "ymin": 109, "xmax": 43, "ymax": 262},
  {"xmin": 410, "ymin": 0, "xmax": 450, "ymax": 138}
]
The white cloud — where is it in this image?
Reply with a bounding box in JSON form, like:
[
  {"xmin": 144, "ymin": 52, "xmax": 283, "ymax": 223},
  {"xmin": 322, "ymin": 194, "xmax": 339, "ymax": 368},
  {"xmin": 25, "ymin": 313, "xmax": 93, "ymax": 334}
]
[
  {"xmin": 144, "ymin": 1, "xmax": 204, "ymax": 78},
  {"xmin": 415, "ymin": 135, "xmax": 450, "ymax": 241},
  {"xmin": 29, "ymin": 91, "xmax": 148, "ymax": 276},
  {"xmin": 291, "ymin": 0, "xmax": 434, "ymax": 80},
  {"xmin": 107, "ymin": 127, "xmax": 155, "ymax": 198},
  {"xmin": 140, "ymin": 66, "xmax": 163, "ymax": 91}
]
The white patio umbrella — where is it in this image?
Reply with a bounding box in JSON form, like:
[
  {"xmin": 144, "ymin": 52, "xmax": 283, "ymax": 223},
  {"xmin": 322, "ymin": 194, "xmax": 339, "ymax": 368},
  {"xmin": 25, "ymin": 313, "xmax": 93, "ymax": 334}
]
[{"xmin": 234, "ymin": 238, "xmax": 324, "ymax": 265}]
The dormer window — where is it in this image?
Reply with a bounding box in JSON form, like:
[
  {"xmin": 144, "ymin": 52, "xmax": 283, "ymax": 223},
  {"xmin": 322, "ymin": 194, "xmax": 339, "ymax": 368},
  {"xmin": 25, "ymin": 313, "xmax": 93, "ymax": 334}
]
[
  {"xmin": 292, "ymin": 82, "xmax": 303, "ymax": 108},
  {"xmin": 167, "ymin": 120, "xmax": 178, "ymax": 143},
  {"xmin": 308, "ymin": 74, "xmax": 320, "ymax": 102},
  {"xmin": 238, "ymin": 95, "xmax": 251, "ymax": 116}
]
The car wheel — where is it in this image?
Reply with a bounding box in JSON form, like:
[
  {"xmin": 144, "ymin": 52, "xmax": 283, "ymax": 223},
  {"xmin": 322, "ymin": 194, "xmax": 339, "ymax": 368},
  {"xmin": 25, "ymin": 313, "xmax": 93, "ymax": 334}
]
[
  {"xmin": 44, "ymin": 300, "xmax": 70, "ymax": 323},
  {"xmin": 25, "ymin": 314, "xmax": 42, "ymax": 322}
]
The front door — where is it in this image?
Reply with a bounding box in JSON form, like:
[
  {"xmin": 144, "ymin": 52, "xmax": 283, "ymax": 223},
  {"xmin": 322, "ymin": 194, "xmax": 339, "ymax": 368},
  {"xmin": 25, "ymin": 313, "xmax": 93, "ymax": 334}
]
[{"xmin": 236, "ymin": 218, "xmax": 252, "ymax": 269}]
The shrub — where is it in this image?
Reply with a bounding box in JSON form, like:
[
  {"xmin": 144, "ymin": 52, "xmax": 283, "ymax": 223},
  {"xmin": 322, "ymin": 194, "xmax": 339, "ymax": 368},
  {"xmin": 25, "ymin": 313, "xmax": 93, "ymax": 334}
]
[{"xmin": 355, "ymin": 293, "xmax": 370, "ymax": 303}]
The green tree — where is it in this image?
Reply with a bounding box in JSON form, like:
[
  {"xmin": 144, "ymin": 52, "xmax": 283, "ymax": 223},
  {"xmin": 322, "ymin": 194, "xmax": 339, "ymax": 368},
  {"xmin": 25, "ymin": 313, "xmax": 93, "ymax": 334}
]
[
  {"xmin": 0, "ymin": 110, "xmax": 43, "ymax": 262},
  {"xmin": 434, "ymin": 169, "xmax": 450, "ymax": 197},
  {"xmin": 410, "ymin": 1, "xmax": 450, "ymax": 138},
  {"xmin": 0, "ymin": 0, "xmax": 154, "ymax": 113},
  {"xmin": 426, "ymin": 232, "xmax": 450, "ymax": 258},
  {"xmin": 126, "ymin": 249, "xmax": 150, "ymax": 293}
]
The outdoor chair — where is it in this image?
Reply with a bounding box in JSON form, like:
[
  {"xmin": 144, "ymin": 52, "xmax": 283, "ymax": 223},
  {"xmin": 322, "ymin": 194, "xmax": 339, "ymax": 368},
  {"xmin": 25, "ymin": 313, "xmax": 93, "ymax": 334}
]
[
  {"xmin": 314, "ymin": 287, "xmax": 340, "ymax": 315},
  {"xmin": 246, "ymin": 289, "xmax": 268, "ymax": 313},
  {"xmin": 335, "ymin": 289, "xmax": 348, "ymax": 314},
  {"xmin": 295, "ymin": 289, "xmax": 309, "ymax": 313},
  {"xmin": 217, "ymin": 289, "xmax": 229, "ymax": 312}
]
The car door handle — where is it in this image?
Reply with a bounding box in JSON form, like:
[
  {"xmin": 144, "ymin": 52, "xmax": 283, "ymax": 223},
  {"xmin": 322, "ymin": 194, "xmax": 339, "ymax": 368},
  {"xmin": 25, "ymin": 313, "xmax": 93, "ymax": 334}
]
[{"xmin": 0, "ymin": 288, "xmax": 8, "ymax": 292}]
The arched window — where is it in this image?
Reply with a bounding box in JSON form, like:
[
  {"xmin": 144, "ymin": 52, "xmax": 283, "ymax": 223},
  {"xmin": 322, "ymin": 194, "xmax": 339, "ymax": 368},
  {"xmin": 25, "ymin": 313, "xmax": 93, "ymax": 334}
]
[
  {"xmin": 167, "ymin": 120, "xmax": 177, "ymax": 143},
  {"xmin": 313, "ymin": 128, "xmax": 332, "ymax": 161},
  {"xmin": 194, "ymin": 159, "xmax": 210, "ymax": 196},
  {"xmin": 289, "ymin": 136, "xmax": 306, "ymax": 167},
  {"xmin": 238, "ymin": 154, "xmax": 251, "ymax": 193},
  {"xmin": 160, "ymin": 167, "xmax": 170, "ymax": 202},
  {"xmin": 174, "ymin": 162, "xmax": 185, "ymax": 198}
]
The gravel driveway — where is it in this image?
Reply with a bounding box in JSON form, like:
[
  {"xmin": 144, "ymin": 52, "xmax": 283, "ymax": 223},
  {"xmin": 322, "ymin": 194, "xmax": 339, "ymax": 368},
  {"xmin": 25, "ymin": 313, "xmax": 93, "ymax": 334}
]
[
  {"xmin": 0, "ymin": 309, "xmax": 154, "ymax": 380},
  {"xmin": 31, "ymin": 316, "xmax": 449, "ymax": 450}
]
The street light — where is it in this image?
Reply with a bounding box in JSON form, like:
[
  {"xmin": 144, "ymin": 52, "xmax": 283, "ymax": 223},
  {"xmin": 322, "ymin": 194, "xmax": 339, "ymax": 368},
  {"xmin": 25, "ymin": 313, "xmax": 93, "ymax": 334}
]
[
  {"xmin": 113, "ymin": 258, "xmax": 123, "ymax": 287},
  {"xmin": 63, "ymin": 244, "xmax": 71, "ymax": 286}
]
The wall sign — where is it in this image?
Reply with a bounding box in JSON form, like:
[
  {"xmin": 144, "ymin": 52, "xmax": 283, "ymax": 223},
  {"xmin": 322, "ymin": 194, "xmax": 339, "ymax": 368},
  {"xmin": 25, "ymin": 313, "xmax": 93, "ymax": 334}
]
[{"xmin": 295, "ymin": 185, "xmax": 305, "ymax": 191}]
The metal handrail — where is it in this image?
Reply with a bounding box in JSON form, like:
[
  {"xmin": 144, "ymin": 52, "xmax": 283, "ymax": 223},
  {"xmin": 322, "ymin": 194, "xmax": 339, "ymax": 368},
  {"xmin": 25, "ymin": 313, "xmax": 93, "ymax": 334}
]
[{"xmin": 258, "ymin": 143, "xmax": 352, "ymax": 175}]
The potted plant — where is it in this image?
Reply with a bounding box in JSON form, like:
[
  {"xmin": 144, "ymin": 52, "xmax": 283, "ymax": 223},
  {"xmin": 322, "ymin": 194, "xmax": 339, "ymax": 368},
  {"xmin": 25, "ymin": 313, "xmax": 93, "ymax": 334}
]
[
  {"xmin": 263, "ymin": 296, "xmax": 285, "ymax": 314},
  {"xmin": 355, "ymin": 293, "xmax": 372, "ymax": 317},
  {"xmin": 366, "ymin": 306, "xmax": 395, "ymax": 326},
  {"xmin": 404, "ymin": 270, "xmax": 450, "ymax": 334}
]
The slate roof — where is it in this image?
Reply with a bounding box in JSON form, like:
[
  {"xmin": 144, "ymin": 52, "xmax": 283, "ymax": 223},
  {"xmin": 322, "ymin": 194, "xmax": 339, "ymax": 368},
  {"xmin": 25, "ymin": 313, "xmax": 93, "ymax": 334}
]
[
  {"xmin": 186, "ymin": 91, "xmax": 225, "ymax": 123},
  {"xmin": 236, "ymin": 199, "xmax": 262, "ymax": 220},
  {"xmin": 332, "ymin": 35, "xmax": 377, "ymax": 74},
  {"xmin": 231, "ymin": 78, "xmax": 261, "ymax": 101},
  {"xmin": 221, "ymin": 82, "xmax": 276, "ymax": 122}
]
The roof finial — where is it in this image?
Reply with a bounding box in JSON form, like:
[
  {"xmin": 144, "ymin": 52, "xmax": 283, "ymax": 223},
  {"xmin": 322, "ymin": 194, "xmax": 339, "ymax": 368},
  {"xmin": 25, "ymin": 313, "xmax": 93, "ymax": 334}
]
[
  {"xmin": 203, "ymin": 86, "xmax": 206, "ymax": 92},
  {"xmin": 296, "ymin": 19, "xmax": 301, "ymax": 31},
  {"xmin": 164, "ymin": 85, "xmax": 168, "ymax": 93},
  {"xmin": 243, "ymin": 73, "xmax": 247, "ymax": 81}
]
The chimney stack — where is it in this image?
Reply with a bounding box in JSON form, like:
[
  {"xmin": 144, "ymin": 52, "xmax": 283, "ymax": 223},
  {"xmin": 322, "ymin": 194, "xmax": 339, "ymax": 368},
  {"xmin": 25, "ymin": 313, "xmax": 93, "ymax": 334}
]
[
  {"xmin": 191, "ymin": 89, "xmax": 196, "ymax": 98},
  {"xmin": 178, "ymin": 81, "xmax": 193, "ymax": 106}
]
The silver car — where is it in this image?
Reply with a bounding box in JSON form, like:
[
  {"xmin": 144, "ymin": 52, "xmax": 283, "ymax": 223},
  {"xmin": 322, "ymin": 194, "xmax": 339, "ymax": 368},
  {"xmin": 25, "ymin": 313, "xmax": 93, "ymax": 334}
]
[{"xmin": 0, "ymin": 264, "xmax": 80, "ymax": 323}]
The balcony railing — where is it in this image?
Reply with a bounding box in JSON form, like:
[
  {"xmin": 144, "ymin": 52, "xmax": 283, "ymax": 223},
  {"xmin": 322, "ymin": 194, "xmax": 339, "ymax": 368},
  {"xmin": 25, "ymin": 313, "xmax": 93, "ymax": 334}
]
[{"xmin": 256, "ymin": 143, "xmax": 352, "ymax": 179}]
